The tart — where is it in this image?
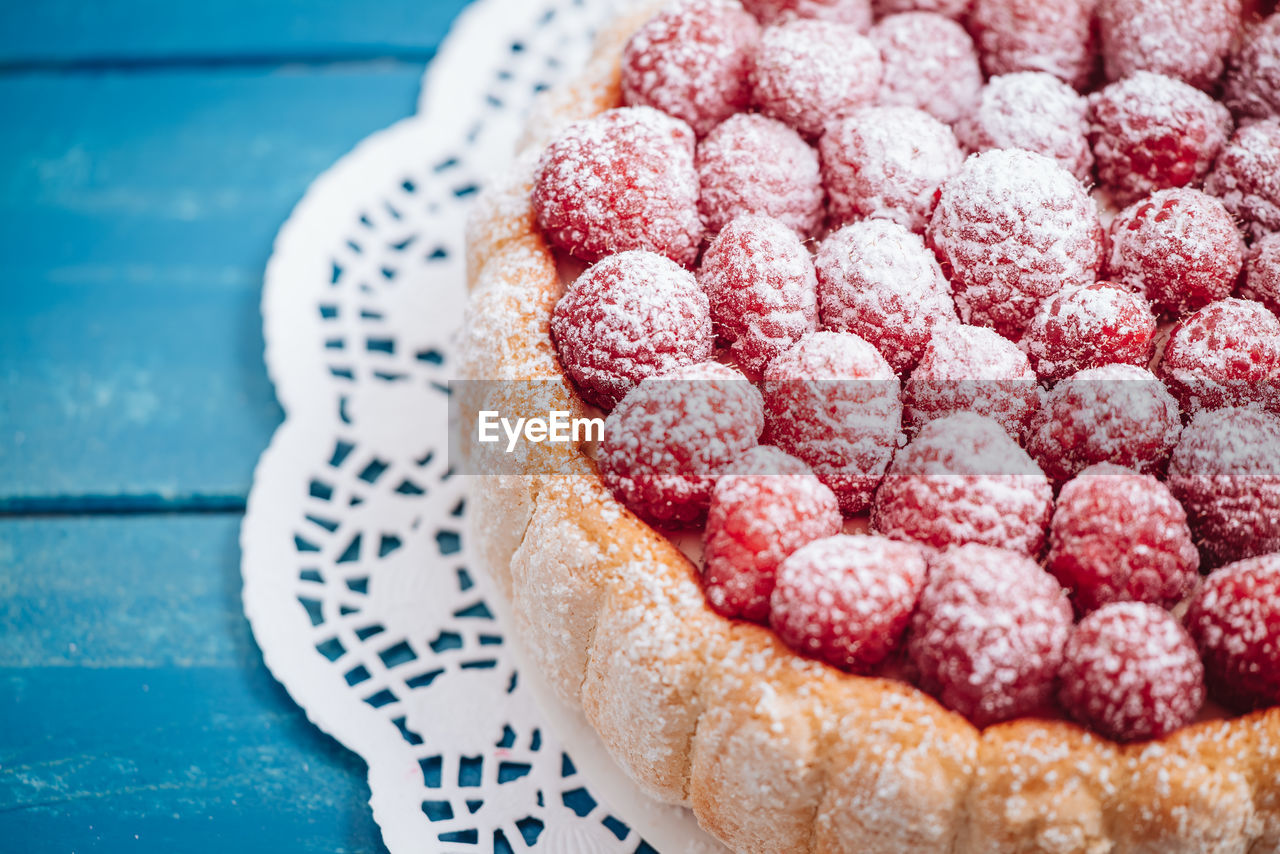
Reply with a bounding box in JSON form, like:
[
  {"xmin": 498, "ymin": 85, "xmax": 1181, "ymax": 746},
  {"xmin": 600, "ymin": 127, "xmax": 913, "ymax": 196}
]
[{"xmin": 459, "ymin": 2, "xmax": 1280, "ymax": 851}]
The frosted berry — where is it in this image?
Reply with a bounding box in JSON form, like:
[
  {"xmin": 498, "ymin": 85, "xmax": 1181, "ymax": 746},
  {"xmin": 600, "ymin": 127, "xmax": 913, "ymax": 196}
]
[
  {"xmin": 621, "ymin": 0, "xmax": 760, "ymax": 137},
  {"xmin": 955, "ymin": 72, "xmax": 1093, "ymax": 182},
  {"xmin": 1058, "ymin": 602, "xmax": 1205, "ymax": 741},
  {"xmin": 532, "ymin": 107, "xmax": 702, "ymax": 266},
  {"xmin": 703, "ymin": 445, "xmax": 842, "ymax": 622},
  {"xmin": 928, "ymin": 148, "xmax": 1103, "ymax": 340},
  {"xmin": 1047, "ymin": 463, "xmax": 1199, "ymax": 615},
  {"xmin": 552, "ymin": 251, "xmax": 712, "ymax": 410},
  {"xmin": 1106, "ymin": 188, "xmax": 1245, "ymax": 317},
  {"xmin": 1186, "ymin": 553, "xmax": 1280, "ymax": 711},
  {"xmin": 814, "ymin": 220, "xmax": 957, "ymax": 375},
  {"xmin": 1225, "ymin": 14, "xmax": 1280, "ymax": 121},
  {"xmin": 968, "ymin": 0, "xmax": 1095, "ymax": 89},
  {"xmin": 1167, "ymin": 407, "xmax": 1280, "ymax": 567},
  {"xmin": 1204, "ymin": 119, "xmax": 1280, "ymax": 242},
  {"xmin": 770, "ymin": 534, "xmax": 928, "ymax": 672},
  {"xmin": 751, "ymin": 19, "xmax": 882, "ymax": 139},
  {"xmin": 1098, "ymin": 0, "xmax": 1243, "ymax": 91},
  {"xmin": 1088, "ymin": 72, "xmax": 1232, "ymax": 206},
  {"xmin": 873, "ymin": 412, "xmax": 1053, "ymax": 556},
  {"xmin": 698, "ymin": 215, "xmax": 818, "ymax": 376},
  {"xmin": 903, "ymin": 324, "xmax": 1040, "ymax": 440},
  {"xmin": 599, "ymin": 362, "xmax": 763, "ymax": 526},
  {"xmin": 741, "ymin": 0, "xmax": 873, "ymax": 29},
  {"xmin": 820, "ymin": 106, "xmax": 963, "ymax": 233},
  {"xmin": 870, "ymin": 13, "xmax": 982, "ymax": 126},
  {"xmin": 1025, "ymin": 363, "xmax": 1182, "ymax": 484},
  {"xmin": 1156, "ymin": 298, "xmax": 1280, "ymax": 416},
  {"xmin": 696, "ymin": 113, "xmax": 824, "ymax": 238},
  {"xmin": 872, "ymin": 0, "xmax": 970, "ymax": 21},
  {"xmin": 908, "ymin": 543, "xmax": 1072, "ymax": 727},
  {"xmin": 1022, "ymin": 282, "xmax": 1157, "ymax": 383},
  {"xmin": 763, "ymin": 331, "xmax": 902, "ymax": 514},
  {"xmin": 1240, "ymin": 234, "xmax": 1280, "ymax": 317}
]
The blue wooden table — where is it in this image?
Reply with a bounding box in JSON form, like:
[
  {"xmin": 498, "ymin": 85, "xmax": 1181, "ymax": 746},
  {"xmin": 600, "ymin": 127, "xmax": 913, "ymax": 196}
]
[{"xmin": 1, "ymin": 2, "xmax": 472, "ymax": 849}]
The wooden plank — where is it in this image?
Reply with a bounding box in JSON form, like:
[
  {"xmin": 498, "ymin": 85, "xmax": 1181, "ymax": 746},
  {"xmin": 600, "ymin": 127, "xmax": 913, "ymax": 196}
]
[
  {"xmin": 0, "ymin": 0, "xmax": 473, "ymax": 66},
  {"xmin": 0, "ymin": 514, "xmax": 386, "ymax": 852},
  {"xmin": 0, "ymin": 65, "xmax": 426, "ymax": 503}
]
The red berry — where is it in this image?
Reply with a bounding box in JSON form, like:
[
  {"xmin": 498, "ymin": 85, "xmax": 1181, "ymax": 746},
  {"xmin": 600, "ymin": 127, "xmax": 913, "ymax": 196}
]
[
  {"xmin": 814, "ymin": 219, "xmax": 957, "ymax": 375},
  {"xmin": 1047, "ymin": 463, "xmax": 1200, "ymax": 615},
  {"xmin": 1025, "ymin": 363, "xmax": 1182, "ymax": 484},
  {"xmin": 1106, "ymin": 188, "xmax": 1245, "ymax": 317},
  {"xmin": 552, "ymin": 251, "xmax": 712, "ymax": 410},
  {"xmin": 908, "ymin": 543, "xmax": 1072, "ymax": 726},
  {"xmin": 696, "ymin": 112, "xmax": 824, "ymax": 238},
  {"xmin": 1156, "ymin": 297, "xmax": 1280, "ymax": 416},
  {"xmin": 873, "ymin": 412, "xmax": 1053, "ymax": 556},
  {"xmin": 621, "ymin": 0, "xmax": 760, "ymax": 138},
  {"xmin": 873, "ymin": 0, "xmax": 969, "ymax": 16},
  {"xmin": 1225, "ymin": 14, "xmax": 1280, "ymax": 121},
  {"xmin": 820, "ymin": 106, "xmax": 964, "ymax": 233},
  {"xmin": 599, "ymin": 361, "xmax": 763, "ymax": 526},
  {"xmin": 928, "ymin": 148, "xmax": 1103, "ymax": 340},
  {"xmin": 1058, "ymin": 602, "xmax": 1205, "ymax": 742},
  {"xmin": 1021, "ymin": 282, "xmax": 1157, "ymax": 383},
  {"xmin": 763, "ymin": 331, "xmax": 902, "ymax": 514},
  {"xmin": 533, "ymin": 107, "xmax": 702, "ymax": 266},
  {"xmin": 956, "ymin": 72, "xmax": 1093, "ymax": 183},
  {"xmin": 1204, "ymin": 119, "xmax": 1280, "ymax": 242},
  {"xmin": 770, "ymin": 534, "xmax": 928, "ymax": 672},
  {"xmin": 968, "ymin": 0, "xmax": 1095, "ymax": 89},
  {"xmin": 1240, "ymin": 234, "xmax": 1280, "ymax": 317},
  {"xmin": 697, "ymin": 215, "xmax": 819, "ymax": 376},
  {"xmin": 1088, "ymin": 72, "xmax": 1233, "ymax": 206},
  {"xmin": 1098, "ymin": 0, "xmax": 1243, "ymax": 91},
  {"xmin": 870, "ymin": 13, "xmax": 983, "ymax": 126},
  {"xmin": 741, "ymin": 0, "xmax": 873, "ymax": 29},
  {"xmin": 903, "ymin": 324, "xmax": 1040, "ymax": 440},
  {"xmin": 1185, "ymin": 553, "xmax": 1280, "ymax": 711},
  {"xmin": 703, "ymin": 445, "xmax": 843, "ymax": 622},
  {"xmin": 1167, "ymin": 407, "xmax": 1280, "ymax": 567},
  {"xmin": 751, "ymin": 19, "xmax": 882, "ymax": 140}
]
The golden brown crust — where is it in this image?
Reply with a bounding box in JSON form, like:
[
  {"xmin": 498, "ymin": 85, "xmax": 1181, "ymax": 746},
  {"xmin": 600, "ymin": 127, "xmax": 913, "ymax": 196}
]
[{"xmin": 459, "ymin": 7, "xmax": 1280, "ymax": 851}]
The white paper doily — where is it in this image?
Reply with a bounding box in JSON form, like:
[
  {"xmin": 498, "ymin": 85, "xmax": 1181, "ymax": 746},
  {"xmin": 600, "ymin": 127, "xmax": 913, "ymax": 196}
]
[{"xmin": 241, "ymin": 1, "xmax": 728, "ymax": 851}]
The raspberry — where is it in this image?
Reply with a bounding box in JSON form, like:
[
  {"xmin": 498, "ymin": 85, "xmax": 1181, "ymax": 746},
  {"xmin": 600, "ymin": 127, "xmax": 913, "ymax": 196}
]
[
  {"xmin": 1204, "ymin": 119, "xmax": 1280, "ymax": 242},
  {"xmin": 1058, "ymin": 602, "xmax": 1205, "ymax": 742},
  {"xmin": 1240, "ymin": 234, "xmax": 1280, "ymax": 317},
  {"xmin": 1021, "ymin": 282, "xmax": 1157, "ymax": 383},
  {"xmin": 1105, "ymin": 188, "xmax": 1245, "ymax": 317},
  {"xmin": 762, "ymin": 331, "xmax": 902, "ymax": 514},
  {"xmin": 928, "ymin": 148, "xmax": 1104, "ymax": 340},
  {"xmin": 1025, "ymin": 363, "xmax": 1182, "ymax": 484},
  {"xmin": 873, "ymin": 412, "xmax": 1053, "ymax": 556},
  {"xmin": 902, "ymin": 324, "xmax": 1040, "ymax": 440},
  {"xmin": 697, "ymin": 215, "xmax": 819, "ymax": 376},
  {"xmin": 770, "ymin": 534, "xmax": 928, "ymax": 672},
  {"xmin": 1088, "ymin": 72, "xmax": 1233, "ymax": 206},
  {"xmin": 908, "ymin": 543, "xmax": 1072, "ymax": 727},
  {"xmin": 552, "ymin": 251, "xmax": 712, "ymax": 410},
  {"xmin": 1097, "ymin": 0, "xmax": 1243, "ymax": 91},
  {"xmin": 740, "ymin": 0, "xmax": 873, "ymax": 29},
  {"xmin": 872, "ymin": 0, "xmax": 969, "ymax": 18},
  {"xmin": 814, "ymin": 220, "xmax": 957, "ymax": 375},
  {"xmin": 968, "ymin": 0, "xmax": 1095, "ymax": 89},
  {"xmin": 820, "ymin": 106, "xmax": 964, "ymax": 233},
  {"xmin": 1156, "ymin": 298, "xmax": 1280, "ymax": 416},
  {"xmin": 955, "ymin": 72, "xmax": 1093, "ymax": 183},
  {"xmin": 1225, "ymin": 14, "xmax": 1280, "ymax": 121},
  {"xmin": 696, "ymin": 113, "xmax": 824, "ymax": 238},
  {"xmin": 599, "ymin": 361, "xmax": 763, "ymax": 526},
  {"xmin": 1047, "ymin": 463, "xmax": 1199, "ymax": 615},
  {"xmin": 621, "ymin": 0, "xmax": 761, "ymax": 138},
  {"xmin": 750, "ymin": 19, "xmax": 882, "ymax": 139},
  {"xmin": 870, "ymin": 13, "xmax": 983, "ymax": 126},
  {"xmin": 1167, "ymin": 406, "xmax": 1280, "ymax": 567},
  {"xmin": 702, "ymin": 445, "xmax": 842, "ymax": 622},
  {"xmin": 532, "ymin": 107, "xmax": 702, "ymax": 266},
  {"xmin": 1185, "ymin": 553, "xmax": 1280, "ymax": 711}
]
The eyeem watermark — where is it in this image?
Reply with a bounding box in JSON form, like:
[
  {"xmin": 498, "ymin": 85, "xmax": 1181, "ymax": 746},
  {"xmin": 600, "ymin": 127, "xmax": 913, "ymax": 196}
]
[{"xmin": 477, "ymin": 409, "xmax": 605, "ymax": 453}]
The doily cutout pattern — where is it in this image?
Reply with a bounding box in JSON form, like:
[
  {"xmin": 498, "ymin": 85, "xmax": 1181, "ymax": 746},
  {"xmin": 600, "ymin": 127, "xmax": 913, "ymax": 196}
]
[{"xmin": 242, "ymin": 1, "xmax": 727, "ymax": 851}]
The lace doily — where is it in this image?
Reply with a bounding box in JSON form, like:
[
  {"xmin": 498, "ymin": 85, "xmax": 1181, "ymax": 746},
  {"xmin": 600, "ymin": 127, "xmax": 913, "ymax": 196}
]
[{"xmin": 241, "ymin": 1, "xmax": 727, "ymax": 850}]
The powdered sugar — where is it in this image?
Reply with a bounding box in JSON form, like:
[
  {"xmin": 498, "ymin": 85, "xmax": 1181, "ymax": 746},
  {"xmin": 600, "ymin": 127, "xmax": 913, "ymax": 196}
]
[
  {"xmin": 741, "ymin": 0, "xmax": 874, "ymax": 28},
  {"xmin": 1204, "ymin": 118, "xmax": 1280, "ymax": 242},
  {"xmin": 870, "ymin": 12, "xmax": 982, "ymax": 126},
  {"xmin": 1186, "ymin": 553, "xmax": 1280, "ymax": 710},
  {"xmin": 1021, "ymin": 282, "xmax": 1157, "ymax": 382},
  {"xmin": 1224, "ymin": 13, "xmax": 1280, "ymax": 121},
  {"xmin": 1241, "ymin": 233, "xmax": 1280, "ymax": 317},
  {"xmin": 968, "ymin": 0, "xmax": 1095, "ymax": 88},
  {"xmin": 1156, "ymin": 297, "xmax": 1280, "ymax": 416},
  {"xmin": 1097, "ymin": 0, "xmax": 1243, "ymax": 91}
]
